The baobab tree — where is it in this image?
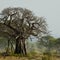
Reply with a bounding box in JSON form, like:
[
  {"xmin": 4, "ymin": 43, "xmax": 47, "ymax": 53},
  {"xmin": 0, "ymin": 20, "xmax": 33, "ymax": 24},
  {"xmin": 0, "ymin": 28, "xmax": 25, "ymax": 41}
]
[{"xmin": 0, "ymin": 7, "xmax": 48, "ymax": 55}]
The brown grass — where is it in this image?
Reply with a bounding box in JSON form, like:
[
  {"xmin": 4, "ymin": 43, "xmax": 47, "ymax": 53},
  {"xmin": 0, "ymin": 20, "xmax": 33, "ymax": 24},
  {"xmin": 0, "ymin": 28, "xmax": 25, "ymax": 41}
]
[{"xmin": 0, "ymin": 53, "xmax": 60, "ymax": 60}]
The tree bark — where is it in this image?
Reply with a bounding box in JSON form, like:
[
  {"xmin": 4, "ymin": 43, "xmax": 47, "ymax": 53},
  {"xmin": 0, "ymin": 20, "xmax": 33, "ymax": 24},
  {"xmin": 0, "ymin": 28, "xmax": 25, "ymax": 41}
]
[
  {"xmin": 22, "ymin": 40, "xmax": 27, "ymax": 55},
  {"xmin": 14, "ymin": 37, "xmax": 27, "ymax": 55},
  {"xmin": 14, "ymin": 39, "xmax": 22, "ymax": 54}
]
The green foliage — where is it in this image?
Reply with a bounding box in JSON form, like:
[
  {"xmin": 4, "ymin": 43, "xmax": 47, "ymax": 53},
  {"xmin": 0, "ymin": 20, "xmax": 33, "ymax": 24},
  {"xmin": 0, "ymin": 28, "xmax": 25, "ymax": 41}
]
[{"xmin": 37, "ymin": 35, "xmax": 60, "ymax": 54}]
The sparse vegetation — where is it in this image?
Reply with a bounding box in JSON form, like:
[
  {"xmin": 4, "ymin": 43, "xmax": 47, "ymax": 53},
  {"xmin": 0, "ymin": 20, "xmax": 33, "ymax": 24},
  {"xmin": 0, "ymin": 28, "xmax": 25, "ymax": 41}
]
[{"xmin": 0, "ymin": 7, "xmax": 60, "ymax": 60}]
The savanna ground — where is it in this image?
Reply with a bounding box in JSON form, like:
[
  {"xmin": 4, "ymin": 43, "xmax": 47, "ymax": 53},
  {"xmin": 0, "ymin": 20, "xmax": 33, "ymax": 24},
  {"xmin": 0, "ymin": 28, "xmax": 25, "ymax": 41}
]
[{"xmin": 0, "ymin": 52, "xmax": 60, "ymax": 60}]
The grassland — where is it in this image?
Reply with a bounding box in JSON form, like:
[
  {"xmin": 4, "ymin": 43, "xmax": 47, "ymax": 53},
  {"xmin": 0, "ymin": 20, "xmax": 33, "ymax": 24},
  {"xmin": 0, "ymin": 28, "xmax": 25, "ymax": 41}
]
[{"xmin": 0, "ymin": 53, "xmax": 60, "ymax": 60}]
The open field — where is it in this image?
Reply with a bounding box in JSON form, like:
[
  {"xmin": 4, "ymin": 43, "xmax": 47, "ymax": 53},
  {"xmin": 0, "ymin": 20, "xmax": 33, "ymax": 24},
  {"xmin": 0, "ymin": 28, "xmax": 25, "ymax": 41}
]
[{"xmin": 0, "ymin": 54, "xmax": 60, "ymax": 60}]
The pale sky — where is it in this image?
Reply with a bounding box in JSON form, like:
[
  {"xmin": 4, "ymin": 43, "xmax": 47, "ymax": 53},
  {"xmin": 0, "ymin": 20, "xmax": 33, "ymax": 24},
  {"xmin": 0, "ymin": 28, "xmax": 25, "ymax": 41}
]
[{"xmin": 0, "ymin": 0, "xmax": 60, "ymax": 38}]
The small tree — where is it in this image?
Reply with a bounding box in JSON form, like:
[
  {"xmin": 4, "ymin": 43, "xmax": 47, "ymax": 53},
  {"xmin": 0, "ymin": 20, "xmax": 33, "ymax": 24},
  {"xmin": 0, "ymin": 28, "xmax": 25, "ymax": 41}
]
[
  {"xmin": 37, "ymin": 35, "xmax": 57, "ymax": 53},
  {"xmin": 0, "ymin": 7, "xmax": 47, "ymax": 55}
]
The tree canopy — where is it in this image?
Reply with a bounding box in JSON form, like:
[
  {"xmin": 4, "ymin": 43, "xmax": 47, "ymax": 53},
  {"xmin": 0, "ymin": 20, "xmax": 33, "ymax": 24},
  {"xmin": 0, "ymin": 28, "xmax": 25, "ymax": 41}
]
[{"xmin": 0, "ymin": 7, "xmax": 48, "ymax": 54}]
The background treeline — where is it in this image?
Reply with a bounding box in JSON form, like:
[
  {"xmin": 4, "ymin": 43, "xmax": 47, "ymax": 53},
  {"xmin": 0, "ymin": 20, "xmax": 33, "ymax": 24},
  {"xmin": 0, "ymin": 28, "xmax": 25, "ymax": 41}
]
[{"xmin": 0, "ymin": 35, "xmax": 60, "ymax": 54}]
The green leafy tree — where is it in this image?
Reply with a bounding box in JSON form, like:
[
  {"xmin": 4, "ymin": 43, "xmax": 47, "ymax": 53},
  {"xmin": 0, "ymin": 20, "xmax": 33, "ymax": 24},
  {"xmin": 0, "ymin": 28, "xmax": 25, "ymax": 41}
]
[{"xmin": 37, "ymin": 35, "xmax": 57, "ymax": 53}]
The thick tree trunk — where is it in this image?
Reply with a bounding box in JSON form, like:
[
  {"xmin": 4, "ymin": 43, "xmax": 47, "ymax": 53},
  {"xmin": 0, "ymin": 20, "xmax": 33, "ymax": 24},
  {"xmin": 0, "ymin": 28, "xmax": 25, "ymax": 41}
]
[
  {"xmin": 15, "ymin": 39, "xmax": 22, "ymax": 54},
  {"xmin": 22, "ymin": 40, "xmax": 27, "ymax": 55},
  {"xmin": 14, "ymin": 38, "xmax": 27, "ymax": 55}
]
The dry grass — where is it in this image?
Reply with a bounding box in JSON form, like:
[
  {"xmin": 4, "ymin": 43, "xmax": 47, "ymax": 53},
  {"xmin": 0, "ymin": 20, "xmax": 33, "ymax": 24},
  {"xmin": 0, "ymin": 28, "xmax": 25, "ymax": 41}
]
[
  {"xmin": 0, "ymin": 53, "xmax": 60, "ymax": 60},
  {"xmin": 0, "ymin": 56, "xmax": 41, "ymax": 60}
]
